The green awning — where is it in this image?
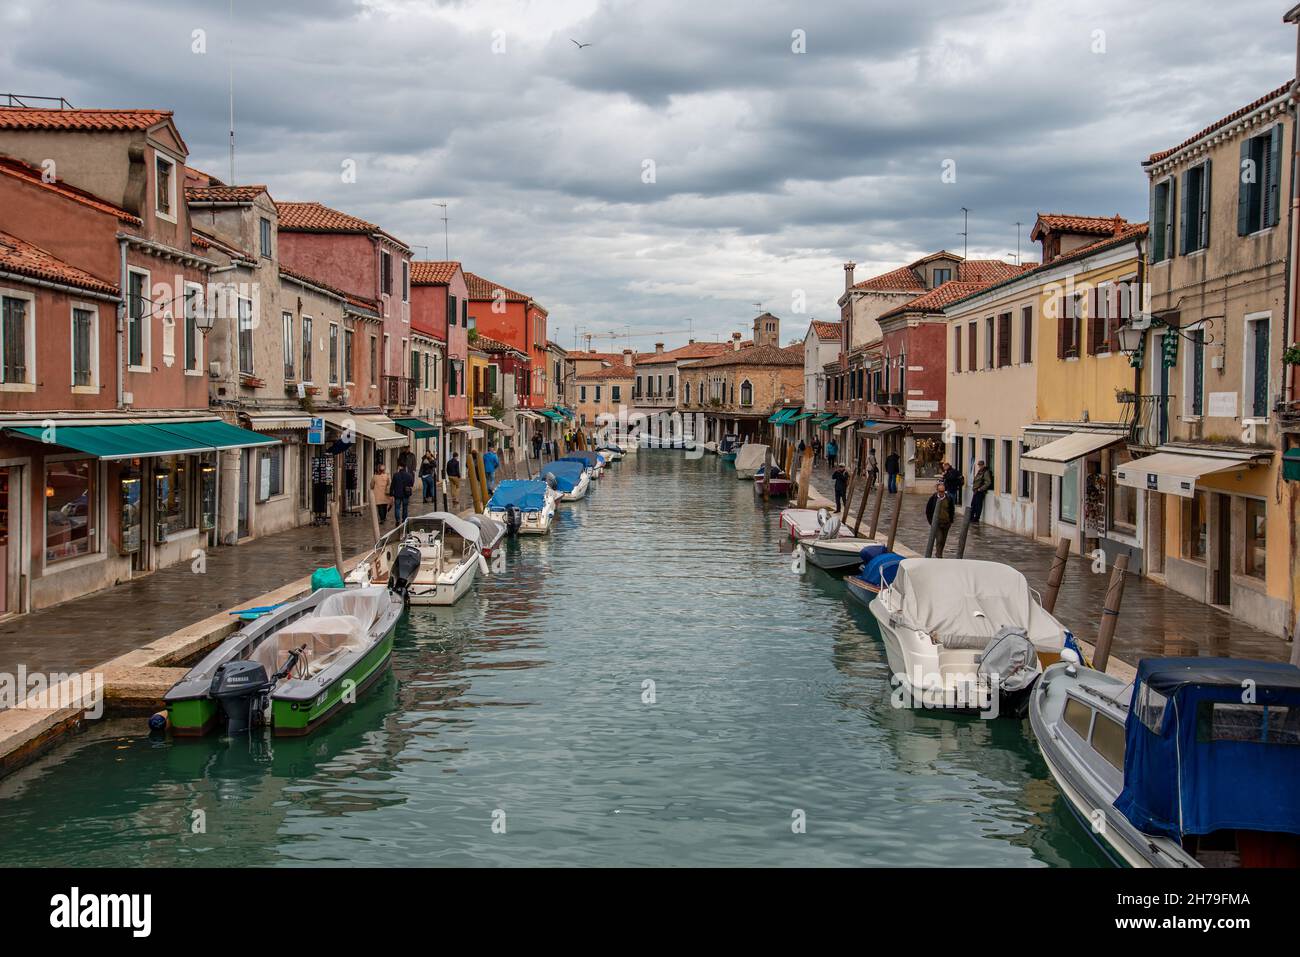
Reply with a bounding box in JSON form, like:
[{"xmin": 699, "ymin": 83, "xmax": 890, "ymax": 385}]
[
  {"xmin": 538, "ymin": 409, "xmax": 564, "ymax": 422},
  {"xmin": 554, "ymin": 406, "xmax": 577, "ymax": 420},
  {"xmin": 818, "ymin": 415, "xmax": 844, "ymax": 429},
  {"xmin": 392, "ymin": 417, "xmax": 439, "ymax": 438},
  {"xmin": 5, "ymin": 420, "xmax": 275, "ymax": 461},
  {"xmin": 1284, "ymin": 447, "xmax": 1300, "ymax": 482},
  {"xmin": 769, "ymin": 408, "xmax": 800, "ymax": 424},
  {"xmin": 787, "ymin": 412, "xmax": 815, "ymax": 422}
]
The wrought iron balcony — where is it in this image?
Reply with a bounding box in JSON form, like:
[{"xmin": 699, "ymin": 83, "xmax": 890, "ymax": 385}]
[{"xmin": 382, "ymin": 375, "xmax": 416, "ymax": 407}]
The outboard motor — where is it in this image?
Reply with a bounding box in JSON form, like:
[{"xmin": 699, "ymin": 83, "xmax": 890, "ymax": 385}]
[
  {"xmin": 388, "ymin": 542, "xmax": 422, "ymax": 599},
  {"xmin": 504, "ymin": 504, "xmax": 522, "ymax": 536},
  {"xmin": 208, "ymin": 659, "xmax": 272, "ymax": 734}
]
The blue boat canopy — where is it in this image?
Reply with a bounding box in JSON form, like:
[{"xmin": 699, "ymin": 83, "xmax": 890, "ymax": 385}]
[
  {"xmin": 539, "ymin": 459, "xmax": 586, "ymax": 492},
  {"xmin": 487, "ymin": 480, "xmax": 549, "ymax": 512},
  {"xmin": 1114, "ymin": 657, "xmax": 1300, "ymax": 840},
  {"xmin": 858, "ymin": 552, "xmax": 903, "ymax": 590},
  {"xmin": 560, "ymin": 452, "xmax": 600, "ymax": 469}
]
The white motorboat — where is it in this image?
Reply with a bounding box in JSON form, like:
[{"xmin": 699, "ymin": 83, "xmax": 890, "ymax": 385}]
[
  {"xmin": 485, "ymin": 479, "xmax": 559, "ymax": 535},
  {"xmin": 596, "ymin": 445, "xmax": 624, "ymax": 462},
  {"xmin": 541, "ymin": 460, "xmax": 590, "ymax": 501},
  {"xmin": 869, "ymin": 558, "xmax": 1069, "ymax": 717},
  {"xmin": 779, "ymin": 507, "xmax": 854, "ymax": 543},
  {"xmin": 347, "ymin": 512, "xmax": 486, "ymax": 606},
  {"xmin": 560, "ymin": 451, "xmax": 604, "ymax": 478},
  {"xmin": 1030, "ymin": 656, "xmax": 1300, "ymax": 868},
  {"xmin": 802, "ymin": 525, "xmax": 882, "ymax": 571},
  {"xmin": 733, "ymin": 443, "xmax": 768, "ymax": 479}
]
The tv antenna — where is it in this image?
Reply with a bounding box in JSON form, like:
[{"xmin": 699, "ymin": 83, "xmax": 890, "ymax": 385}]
[
  {"xmin": 1014, "ymin": 222, "xmax": 1023, "ymax": 265},
  {"xmin": 434, "ymin": 202, "xmax": 449, "ymax": 259},
  {"xmin": 959, "ymin": 208, "xmax": 969, "ymax": 259}
]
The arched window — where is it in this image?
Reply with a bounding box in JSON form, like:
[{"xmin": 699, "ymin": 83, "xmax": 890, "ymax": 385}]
[{"xmin": 740, "ymin": 379, "xmax": 753, "ymax": 406}]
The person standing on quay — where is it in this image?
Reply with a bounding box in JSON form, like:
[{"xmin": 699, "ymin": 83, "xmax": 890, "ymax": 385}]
[
  {"xmin": 867, "ymin": 449, "xmax": 880, "ymax": 489},
  {"xmin": 390, "ymin": 461, "xmax": 414, "ymax": 526},
  {"xmin": 924, "ymin": 481, "xmax": 955, "ymax": 556},
  {"xmin": 832, "ymin": 463, "xmax": 849, "ymax": 513},
  {"xmin": 942, "ymin": 461, "xmax": 964, "ymax": 507},
  {"xmin": 531, "ymin": 432, "xmax": 543, "ymax": 460},
  {"xmin": 371, "ymin": 463, "xmax": 391, "ymax": 524},
  {"xmin": 826, "ymin": 436, "xmax": 838, "ymax": 470},
  {"xmin": 885, "ymin": 449, "xmax": 901, "ymax": 493},
  {"xmin": 812, "ymin": 436, "xmax": 823, "ymax": 464},
  {"xmin": 970, "ymin": 459, "xmax": 993, "ymax": 524},
  {"xmin": 484, "ymin": 446, "xmax": 500, "ymax": 491},
  {"xmin": 419, "ymin": 451, "xmax": 436, "ymax": 503},
  {"xmin": 445, "ymin": 452, "xmax": 462, "ymax": 509}
]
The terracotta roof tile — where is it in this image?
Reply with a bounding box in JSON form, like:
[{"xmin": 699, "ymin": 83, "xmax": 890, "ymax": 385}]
[
  {"xmin": 636, "ymin": 341, "xmax": 733, "ymax": 364},
  {"xmin": 0, "ymin": 154, "xmax": 140, "ymax": 225},
  {"xmin": 567, "ymin": 350, "xmax": 623, "ymax": 362},
  {"xmin": 1146, "ymin": 80, "xmax": 1295, "ymax": 164},
  {"xmin": 472, "ymin": 333, "xmax": 526, "ymax": 356},
  {"xmin": 0, "ymin": 106, "xmax": 172, "ymax": 133},
  {"xmin": 463, "ymin": 271, "xmax": 529, "ymax": 302},
  {"xmin": 185, "ymin": 184, "xmax": 269, "ymax": 204},
  {"xmin": 277, "ymin": 201, "xmax": 378, "ymax": 233},
  {"xmin": 680, "ymin": 343, "xmax": 803, "ymax": 369},
  {"xmin": 809, "ymin": 320, "xmax": 841, "ymax": 340},
  {"xmin": 0, "ymin": 230, "xmax": 117, "ymax": 295},
  {"xmin": 1031, "ymin": 213, "xmax": 1129, "ymax": 240},
  {"xmin": 278, "ymin": 265, "xmax": 354, "ymax": 304},
  {"xmin": 851, "ymin": 263, "xmax": 927, "ymax": 292},
  {"xmin": 577, "ymin": 363, "xmax": 635, "ymax": 380},
  {"xmin": 410, "ymin": 261, "xmax": 462, "ymax": 285},
  {"xmin": 877, "ymin": 280, "xmax": 998, "ymax": 321}
]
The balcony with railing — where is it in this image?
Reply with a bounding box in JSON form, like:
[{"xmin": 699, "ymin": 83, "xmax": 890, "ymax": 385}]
[
  {"xmin": 382, "ymin": 375, "xmax": 416, "ymax": 407},
  {"xmin": 1118, "ymin": 390, "xmax": 1165, "ymax": 448}
]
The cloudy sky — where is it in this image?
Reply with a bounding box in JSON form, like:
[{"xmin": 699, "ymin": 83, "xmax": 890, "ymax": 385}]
[{"xmin": 4, "ymin": 0, "xmax": 1295, "ymax": 349}]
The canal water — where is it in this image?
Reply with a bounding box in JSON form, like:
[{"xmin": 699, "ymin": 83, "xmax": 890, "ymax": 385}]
[{"xmin": 0, "ymin": 453, "xmax": 1110, "ymax": 867}]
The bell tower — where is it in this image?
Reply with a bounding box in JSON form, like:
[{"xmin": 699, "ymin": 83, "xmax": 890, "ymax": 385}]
[{"xmin": 752, "ymin": 312, "xmax": 779, "ymax": 348}]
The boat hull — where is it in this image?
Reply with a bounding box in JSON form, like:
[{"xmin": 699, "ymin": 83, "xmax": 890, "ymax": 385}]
[
  {"xmin": 405, "ymin": 556, "xmax": 478, "ymax": 606},
  {"xmin": 486, "ymin": 507, "xmax": 554, "ymax": 535},
  {"xmin": 805, "ymin": 538, "xmax": 876, "ymax": 571}
]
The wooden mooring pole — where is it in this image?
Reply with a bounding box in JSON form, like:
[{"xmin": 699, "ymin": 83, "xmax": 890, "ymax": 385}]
[
  {"xmin": 924, "ymin": 494, "xmax": 943, "ymax": 558},
  {"xmin": 1091, "ymin": 554, "xmax": 1130, "ymax": 673},
  {"xmin": 840, "ymin": 469, "xmax": 856, "ymax": 522},
  {"xmin": 795, "ymin": 447, "xmax": 814, "ymax": 509},
  {"xmin": 852, "ymin": 473, "xmax": 874, "ymax": 535},
  {"xmin": 885, "ymin": 485, "xmax": 904, "ymax": 552},
  {"xmin": 867, "ymin": 482, "xmax": 886, "ymax": 539},
  {"xmin": 953, "ymin": 505, "xmax": 974, "ymax": 559},
  {"xmin": 762, "ymin": 448, "xmax": 772, "ymax": 500},
  {"xmin": 1043, "ymin": 537, "xmax": 1071, "ymax": 614}
]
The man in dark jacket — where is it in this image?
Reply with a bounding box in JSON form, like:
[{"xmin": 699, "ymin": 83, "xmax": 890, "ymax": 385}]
[
  {"xmin": 445, "ymin": 453, "xmax": 462, "ymax": 508},
  {"xmin": 942, "ymin": 461, "xmax": 964, "ymax": 506},
  {"xmin": 970, "ymin": 459, "xmax": 993, "ymax": 523},
  {"xmin": 924, "ymin": 481, "xmax": 955, "ymax": 556},
  {"xmin": 884, "ymin": 450, "xmax": 901, "ymax": 493},
  {"xmin": 831, "ymin": 464, "xmax": 849, "ymax": 513},
  {"xmin": 390, "ymin": 464, "xmax": 415, "ymax": 526}
]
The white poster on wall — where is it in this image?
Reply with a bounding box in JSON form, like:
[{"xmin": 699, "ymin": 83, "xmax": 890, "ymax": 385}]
[{"xmin": 1207, "ymin": 392, "xmax": 1237, "ymax": 418}]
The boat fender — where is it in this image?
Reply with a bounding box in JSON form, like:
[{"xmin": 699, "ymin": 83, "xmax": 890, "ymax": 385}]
[
  {"xmin": 148, "ymin": 711, "xmax": 168, "ymax": 732},
  {"xmin": 478, "ymin": 554, "xmax": 490, "ymax": 576}
]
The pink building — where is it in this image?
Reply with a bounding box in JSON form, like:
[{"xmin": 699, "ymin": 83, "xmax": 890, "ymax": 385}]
[{"xmin": 411, "ymin": 261, "xmax": 472, "ymax": 462}]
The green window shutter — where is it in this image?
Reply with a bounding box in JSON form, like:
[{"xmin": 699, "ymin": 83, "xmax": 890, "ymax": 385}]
[
  {"xmin": 1238, "ymin": 138, "xmax": 1254, "ymax": 236},
  {"xmin": 1198, "ymin": 159, "xmax": 1211, "ymax": 250},
  {"xmin": 1267, "ymin": 124, "xmax": 1283, "ymax": 227},
  {"xmin": 1179, "ymin": 169, "xmax": 1193, "ymax": 255},
  {"xmin": 1151, "ymin": 182, "xmax": 1166, "ymax": 261}
]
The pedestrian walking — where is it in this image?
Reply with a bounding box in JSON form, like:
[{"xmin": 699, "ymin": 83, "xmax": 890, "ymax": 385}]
[
  {"xmin": 484, "ymin": 446, "xmax": 500, "ymax": 491},
  {"xmin": 885, "ymin": 450, "xmax": 901, "ymax": 493},
  {"xmin": 812, "ymin": 437, "xmax": 823, "ymax": 464},
  {"xmin": 942, "ymin": 461, "xmax": 964, "ymax": 506},
  {"xmin": 832, "ymin": 464, "xmax": 849, "ymax": 512},
  {"xmin": 445, "ymin": 452, "xmax": 462, "ymax": 508},
  {"xmin": 797, "ymin": 439, "xmax": 807, "ymax": 461},
  {"xmin": 371, "ymin": 463, "xmax": 391, "ymax": 523},
  {"xmin": 924, "ymin": 481, "xmax": 955, "ymax": 556},
  {"xmin": 418, "ymin": 451, "xmax": 436, "ymax": 503},
  {"xmin": 866, "ymin": 449, "xmax": 880, "ymax": 488},
  {"xmin": 390, "ymin": 462, "xmax": 414, "ymax": 526},
  {"xmin": 970, "ymin": 459, "xmax": 993, "ymax": 524},
  {"xmin": 826, "ymin": 436, "xmax": 838, "ymax": 470},
  {"xmin": 531, "ymin": 432, "xmax": 543, "ymax": 460}
]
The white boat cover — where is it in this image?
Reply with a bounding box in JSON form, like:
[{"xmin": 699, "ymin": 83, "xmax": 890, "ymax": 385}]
[
  {"xmin": 408, "ymin": 511, "xmax": 481, "ymax": 545},
  {"xmin": 317, "ymin": 586, "xmax": 389, "ymax": 631},
  {"xmin": 734, "ymin": 443, "xmax": 769, "ymax": 472},
  {"xmin": 890, "ymin": 558, "xmax": 1065, "ymax": 653},
  {"xmin": 253, "ymin": 615, "xmax": 369, "ymax": 676}
]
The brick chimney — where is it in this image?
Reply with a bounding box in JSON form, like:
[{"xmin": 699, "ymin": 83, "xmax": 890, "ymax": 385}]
[
  {"xmin": 622, "ymin": 348, "xmax": 633, "ymax": 364},
  {"xmin": 655, "ymin": 342, "xmax": 664, "ymax": 354},
  {"xmin": 731, "ymin": 331, "xmax": 742, "ymax": 351},
  {"xmin": 844, "ymin": 261, "xmax": 856, "ymax": 292}
]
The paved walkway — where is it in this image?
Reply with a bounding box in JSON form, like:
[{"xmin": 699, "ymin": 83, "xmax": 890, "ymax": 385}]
[
  {"xmin": 843, "ymin": 483, "xmax": 1294, "ymax": 664},
  {"xmin": 0, "ymin": 514, "xmax": 382, "ymax": 678}
]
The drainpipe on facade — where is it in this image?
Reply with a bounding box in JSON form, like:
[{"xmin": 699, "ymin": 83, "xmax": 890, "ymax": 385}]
[{"xmin": 117, "ymin": 236, "xmax": 128, "ymax": 410}]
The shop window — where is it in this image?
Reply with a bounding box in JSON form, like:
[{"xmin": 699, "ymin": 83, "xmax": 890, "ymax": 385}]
[
  {"xmin": 238, "ymin": 298, "xmax": 254, "ymax": 375},
  {"xmin": 45, "ymin": 459, "xmax": 97, "ymax": 563},
  {"xmin": 1182, "ymin": 490, "xmax": 1207, "ymax": 562},
  {"xmin": 913, "ymin": 436, "xmax": 943, "ymax": 479},
  {"xmin": 155, "ymin": 456, "xmax": 193, "ymax": 538},
  {"xmin": 1059, "ymin": 461, "xmax": 1079, "ymax": 524},
  {"xmin": 258, "ymin": 446, "xmax": 284, "ymax": 502},
  {"xmin": 1243, "ymin": 497, "xmax": 1266, "ymax": 580},
  {"xmin": 1109, "ymin": 448, "xmax": 1138, "ymax": 535}
]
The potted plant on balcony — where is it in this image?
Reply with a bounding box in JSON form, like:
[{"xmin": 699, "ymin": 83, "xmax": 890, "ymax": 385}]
[
  {"xmin": 240, "ymin": 373, "xmax": 265, "ymax": 389},
  {"xmin": 329, "ymin": 385, "xmax": 346, "ymax": 399},
  {"xmin": 1284, "ymin": 343, "xmax": 1300, "ymax": 366},
  {"xmin": 304, "ymin": 385, "xmax": 321, "ymax": 397},
  {"xmin": 1114, "ymin": 387, "xmax": 1136, "ymax": 404}
]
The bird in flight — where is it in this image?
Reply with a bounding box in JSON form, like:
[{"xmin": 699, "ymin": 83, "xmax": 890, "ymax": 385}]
[{"xmin": 570, "ymin": 38, "xmax": 592, "ymax": 49}]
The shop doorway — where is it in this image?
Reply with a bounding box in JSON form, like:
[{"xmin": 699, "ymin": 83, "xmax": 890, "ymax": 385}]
[
  {"xmin": 238, "ymin": 449, "xmax": 251, "ymax": 539},
  {"xmin": 0, "ymin": 465, "xmax": 20, "ymax": 616},
  {"xmin": 1212, "ymin": 493, "xmax": 1232, "ymax": 606}
]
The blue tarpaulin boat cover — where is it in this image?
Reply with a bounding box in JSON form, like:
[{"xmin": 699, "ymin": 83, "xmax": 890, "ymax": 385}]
[
  {"xmin": 859, "ymin": 543, "xmax": 888, "ymax": 564},
  {"xmin": 561, "ymin": 452, "xmax": 600, "ymax": 469},
  {"xmin": 855, "ymin": 552, "xmax": 903, "ymax": 591},
  {"xmin": 1115, "ymin": 657, "xmax": 1300, "ymax": 839},
  {"xmin": 539, "ymin": 460, "xmax": 586, "ymax": 492},
  {"xmin": 487, "ymin": 480, "xmax": 549, "ymax": 512}
]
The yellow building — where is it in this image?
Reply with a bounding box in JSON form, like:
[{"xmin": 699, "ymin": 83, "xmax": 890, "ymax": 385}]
[{"xmin": 944, "ymin": 215, "xmax": 1146, "ymax": 562}]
